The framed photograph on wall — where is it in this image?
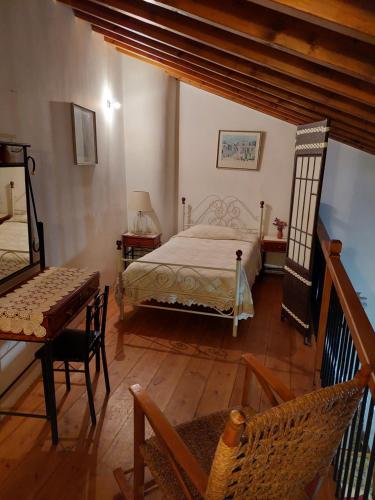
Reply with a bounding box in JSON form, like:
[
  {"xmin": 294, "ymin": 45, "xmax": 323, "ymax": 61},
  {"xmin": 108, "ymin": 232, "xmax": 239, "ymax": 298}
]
[
  {"xmin": 71, "ymin": 103, "xmax": 98, "ymax": 165},
  {"xmin": 216, "ymin": 130, "xmax": 263, "ymax": 170}
]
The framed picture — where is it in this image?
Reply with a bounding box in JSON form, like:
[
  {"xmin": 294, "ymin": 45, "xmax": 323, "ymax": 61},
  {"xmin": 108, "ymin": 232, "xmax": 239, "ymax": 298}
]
[
  {"xmin": 71, "ymin": 103, "xmax": 98, "ymax": 165},
  {"xmin": 216, "ymin": 130, "xmax": 263, "ymax": 170}
]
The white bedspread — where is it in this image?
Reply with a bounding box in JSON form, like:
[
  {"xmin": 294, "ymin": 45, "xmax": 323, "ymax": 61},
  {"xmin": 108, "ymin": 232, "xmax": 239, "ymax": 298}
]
[
  {"xmin": 122, "ymin": 233, "xmax": 261, "ymax": 318},
  {"xmin": 0, "ymin": 220, "xmax": 30, "ymax": 278}
]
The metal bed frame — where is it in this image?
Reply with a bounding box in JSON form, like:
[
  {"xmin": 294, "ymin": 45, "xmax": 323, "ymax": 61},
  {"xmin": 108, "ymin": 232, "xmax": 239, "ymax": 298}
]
[{"xmin": 116, "ymin": 195, "xmax": 264, "ymax": 337}]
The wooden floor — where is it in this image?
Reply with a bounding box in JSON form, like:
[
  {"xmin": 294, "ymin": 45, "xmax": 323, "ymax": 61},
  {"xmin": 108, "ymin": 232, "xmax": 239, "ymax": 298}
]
[{"xmin": 0, "ymin": 275, "xmax": 334, "ymax": 499}]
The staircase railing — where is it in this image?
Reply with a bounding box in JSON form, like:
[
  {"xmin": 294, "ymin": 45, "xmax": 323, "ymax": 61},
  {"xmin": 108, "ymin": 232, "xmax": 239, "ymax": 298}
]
[{"xmin": 312, "ymin": 218, "xmax": 375, "ymax": 499}]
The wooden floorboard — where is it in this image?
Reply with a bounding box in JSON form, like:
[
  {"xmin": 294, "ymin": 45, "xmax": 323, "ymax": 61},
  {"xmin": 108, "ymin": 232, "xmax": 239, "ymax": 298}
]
[{"xmin": 0, "ymin": 274, "xmax": 334, "ymax": 499}]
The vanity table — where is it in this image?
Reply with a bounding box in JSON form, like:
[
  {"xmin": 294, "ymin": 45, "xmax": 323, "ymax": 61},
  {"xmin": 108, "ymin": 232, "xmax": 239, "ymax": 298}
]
[{"xmin": 0, "ymin": 142, "xmax": 99, "ymax": 444}]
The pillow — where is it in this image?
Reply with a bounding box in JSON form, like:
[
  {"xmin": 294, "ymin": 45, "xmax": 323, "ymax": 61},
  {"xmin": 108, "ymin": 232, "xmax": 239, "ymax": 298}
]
[{"xmin": 177, "ymin": 224, "xmax": 258, "ymax": 243}]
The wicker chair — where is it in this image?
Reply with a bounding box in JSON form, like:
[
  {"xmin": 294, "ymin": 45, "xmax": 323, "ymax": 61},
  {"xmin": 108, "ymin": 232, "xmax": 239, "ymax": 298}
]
[{"xmin": 113, "ymin": 353, "xmax": 371, "ymax": 499}]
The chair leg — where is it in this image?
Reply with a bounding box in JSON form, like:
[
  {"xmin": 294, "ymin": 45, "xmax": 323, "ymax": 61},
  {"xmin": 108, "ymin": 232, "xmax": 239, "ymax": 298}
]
[
  {"xmin": 95, "ymin": 347, "xmax": 100, "ymax": 372},
  {"xmin": 64, "ymin": 361, "xmax": 71, "ymax": 391},
  {"xmin": 113, "ymin": 468, "xmax": 135, "ymax": 500},
  {"xmin": 101, "ymin": 346, "xmax": 110, "ymax": 393},
  {"xmin": 113, "ymin": 468, "xmax": 156, "ymax": 500},
  {"xmin": 40, "ymin": 355, "xmax": 51, "ymax": 417},
  {"xmin": 134, "ymin": 400, "xmax": 145, "ymax": 499},
  {"xmin": 45, "ymin": 344, "xmax": 58, "ymax": 445},
  {"xmin": 84, "ymin": 362, "xmax": 96, "ymax": 426}
]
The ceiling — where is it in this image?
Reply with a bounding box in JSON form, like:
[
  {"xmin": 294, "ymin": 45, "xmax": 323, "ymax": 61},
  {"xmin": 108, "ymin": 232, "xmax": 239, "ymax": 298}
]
[{"xmin": 59, "ymin": 0, "xmax": 375, "ymax": 155}]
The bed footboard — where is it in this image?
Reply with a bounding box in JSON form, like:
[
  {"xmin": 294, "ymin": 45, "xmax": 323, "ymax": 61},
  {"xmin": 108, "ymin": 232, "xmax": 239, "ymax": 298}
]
[
  {"xmin": 115, "ymin": 241, "xmax": 248, "ymax": 337},
  {"xmin": 232, "ymin": 250, "xmax": 243, "ymax": 338},
  {"xmin": 116, "ymin": 240, "xmax": 125, "ymax": 320}
]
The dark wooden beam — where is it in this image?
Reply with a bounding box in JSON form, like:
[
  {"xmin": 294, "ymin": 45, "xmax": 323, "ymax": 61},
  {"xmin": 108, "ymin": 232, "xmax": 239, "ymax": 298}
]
[
  {"xmin": 65, "ymin": 1, "xmax": 375, "ymax": 123},
  {"xmin": 107, "ymin": 34, "xmax": 319, "ymax": 116},
  {"xmin": 116, "ymin": 46, "xmax": 314, "ymax": 124},
  {"xmin": 177, "ymin": 75, "xmax": 375, "ymax": 155},
  {"xmin": 110, "ymin": 38, "xmax": 375, "ymax": 153},
  {"xmin": 92, "ymin": 22, "xmax": 375, "ymax": 136},
  {"xmin": 117, "ymin": 47, "xmax": 375, "ymax": 155},
  {"xmin": 112, "ymin": 39, "xmax": 318, "ymax": 124},
  {"xmin": 103, "ymin": 32, "xmax": 375, "ymax": 147},
  {"xmin": 89, "ymin": 0, "xmax": 375, "ymax": 103},
  {"xmin": 154, "ymin": 0, "xmax": 375, "ymax": 81},
  {"xmin": 248, "ymin": 0, "xmax": 375, "ymax": 45}
]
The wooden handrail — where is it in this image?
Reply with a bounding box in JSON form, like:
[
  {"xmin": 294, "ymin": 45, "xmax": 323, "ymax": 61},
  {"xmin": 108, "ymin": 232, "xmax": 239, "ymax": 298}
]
[
  {"xmin": 317, "ymin": 219, "xmax": 342, "ymax": 260},
  {"xmin": 316, "ymin": 218, "xmax": 375, "ymax": 397}
]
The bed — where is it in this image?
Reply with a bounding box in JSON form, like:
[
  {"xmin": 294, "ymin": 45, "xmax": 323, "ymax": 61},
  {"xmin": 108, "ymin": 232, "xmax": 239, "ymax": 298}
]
[
  {"xmin": 0, "ymin": 180, "xmax": 29, "ymax": 280},
  {"xmin": 116, "ymin": 196, "xmax": 264, "ymax": 337},
  {"xmin": 0, "ymin": 216, "xmax": 30, "ymax": 279}
]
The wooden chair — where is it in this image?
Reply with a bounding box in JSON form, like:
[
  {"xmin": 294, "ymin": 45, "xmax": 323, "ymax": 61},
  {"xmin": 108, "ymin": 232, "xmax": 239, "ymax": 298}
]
[
  {"xmin": 36, "ymin": 285, "xmax": 110, "ymax": 426},
  {"xmin": 113, "ymin": 353, "xmax": 371, "ymax": 499}
]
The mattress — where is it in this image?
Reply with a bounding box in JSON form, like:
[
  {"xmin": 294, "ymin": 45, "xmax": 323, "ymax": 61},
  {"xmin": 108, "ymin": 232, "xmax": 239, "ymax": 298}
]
[{"xmin": 122, "ymin": 228, "xmax": 261, "ymax": 319}]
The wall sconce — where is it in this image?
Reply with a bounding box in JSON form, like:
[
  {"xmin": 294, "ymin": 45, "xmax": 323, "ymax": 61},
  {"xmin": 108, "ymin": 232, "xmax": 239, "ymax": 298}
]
[{"xmin": 107, "ymin": 99, "xmax": 121, "ymax": 110}]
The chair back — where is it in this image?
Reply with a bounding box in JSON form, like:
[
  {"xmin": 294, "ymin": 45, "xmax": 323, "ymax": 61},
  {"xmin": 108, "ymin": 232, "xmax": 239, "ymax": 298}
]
[
  {"xmin": 205, "ymin": 371, "xmax": 368, "ymax": 499},
  {"xmin": 85, "ymin": 285, "xmax": 109, "ymax": 353}
]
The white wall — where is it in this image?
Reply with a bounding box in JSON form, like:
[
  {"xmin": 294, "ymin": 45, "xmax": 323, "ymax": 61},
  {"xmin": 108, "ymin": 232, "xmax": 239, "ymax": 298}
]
[
  {"xmin": 0, "ymin": 1, "xmax": 127, "ymax": 284},
  {"xmin": 122, "ymin": 57, "xmax": 178, "ymax": 241},
  {"xmin": 320, "ymin": 140, "xmax": 375, "ymax": 328},
  {"xmin": 0, "ymin": 0, "xmax": 127, "ymax": 404},
  {"xmin": 178, "ymin": 84, "xmax": 296, "ymax": 235}
]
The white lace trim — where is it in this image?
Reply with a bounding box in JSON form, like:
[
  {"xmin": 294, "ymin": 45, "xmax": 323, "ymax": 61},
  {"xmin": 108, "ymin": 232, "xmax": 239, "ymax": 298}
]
[
  {"xmin": 0, "ymin": 267, "xmax": 94, "ymax": 337},
  {"xmin": 284, "ymin": 265, "xmax": 312, "ymax": 286},
  {"xmin": 296, "ymin": 126, "xmax": 330, "ymax": 136},
  {"xmin": 295, "ymin": 142, "xmax": 328, "ymax": 150},
  {"xmin": 281, "ymin": 303, "xmax": 309, "ymax": 329}
]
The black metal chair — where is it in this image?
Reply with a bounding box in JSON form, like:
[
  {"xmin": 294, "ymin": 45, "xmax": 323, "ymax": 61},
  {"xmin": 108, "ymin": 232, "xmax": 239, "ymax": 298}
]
[{"xmin": 35, "ymin": 285, "xmax": 110, "ymax": 425}]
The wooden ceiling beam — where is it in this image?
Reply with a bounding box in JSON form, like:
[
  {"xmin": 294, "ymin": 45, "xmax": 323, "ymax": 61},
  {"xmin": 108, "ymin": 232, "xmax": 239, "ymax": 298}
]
[
  {"xmin": 106, "ymin": 34, "xmax": 320, "ymax": 117},
  {"xmin": 178, "ymin": 77, "xmax": 308, "ymax": 125},
  {"xmin": 103, "ymin": 33, "xmax": 375, "ymax": 146},
  {"xmin": 113, "ymin": 40, "xmax": 318, "ymax": 124},
  {"xmin": 171, "ymin": 72, "xmax": 375, "ymax": 154},
  {"xmin": 110, "ymin": 39, "xmax": 375, "ymax": 152},
  {"xmin": 115, "ymin": 47, "xmax": 375, "ymax": 154},
  {"xmin": 248, "ymin": 0, "xmax": 375, "ymax": 45},
  {"xmin": 116, "ymin": 47, "xmax": 314, "ymax": 125},
  {"xmin": 153, "ymin": 0, "xmax": 374, "ymax": 81},
  {"xmin": 95, "ymin": 23, "xmax": 375, "ymax": 136},
  {"xmin": 87, "ymin": 0, "xmax": 375, "ymax": 103},
  {"xmin": 68, "ymin": 3, "xmax": 375, "ymax": 123},
  {"xmin": 180, "ymin": 74, "xmax": 375, "ymax": 155}
]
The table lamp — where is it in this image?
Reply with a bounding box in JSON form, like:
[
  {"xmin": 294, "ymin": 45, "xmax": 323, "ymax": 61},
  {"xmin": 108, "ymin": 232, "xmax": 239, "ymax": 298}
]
[{"xmin": 129, "ymin": 190, "xmax": 152, "ymax": 234}]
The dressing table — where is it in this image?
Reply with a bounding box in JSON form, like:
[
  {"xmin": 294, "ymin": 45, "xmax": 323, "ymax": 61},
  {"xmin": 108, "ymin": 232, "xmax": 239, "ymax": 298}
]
[{"xmin": 0, "ymin": 142, "xmax": 99, "ymax": 444}]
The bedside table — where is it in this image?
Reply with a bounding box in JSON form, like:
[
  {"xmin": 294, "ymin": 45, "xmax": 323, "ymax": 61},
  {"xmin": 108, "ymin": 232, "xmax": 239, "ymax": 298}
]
[
  {"xmin": 261, "ymin": 235, "xmax": 287, "ymax": 273},
  {"xmin": 122, "ymin": 232, "xmax": 161, "ymax": 267}
]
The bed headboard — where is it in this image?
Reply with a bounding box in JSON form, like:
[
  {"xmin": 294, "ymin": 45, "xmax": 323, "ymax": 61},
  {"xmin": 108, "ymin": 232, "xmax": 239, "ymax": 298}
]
[{"xmin": 181, "ymin": 195, "xmax": 264, "ymax": 237}]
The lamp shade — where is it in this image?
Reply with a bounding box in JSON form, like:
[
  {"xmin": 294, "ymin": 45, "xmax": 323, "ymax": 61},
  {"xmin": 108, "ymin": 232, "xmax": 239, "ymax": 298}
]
[{"xmin": 129, "ymin": 190, "xmax": 152, "ymax": 212}]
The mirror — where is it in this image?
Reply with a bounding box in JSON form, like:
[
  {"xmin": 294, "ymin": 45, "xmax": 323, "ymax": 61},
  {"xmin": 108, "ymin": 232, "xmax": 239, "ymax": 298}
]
[{"xmin": 0, "ymin": 167, "xmax": 31, "ymax": 281}]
